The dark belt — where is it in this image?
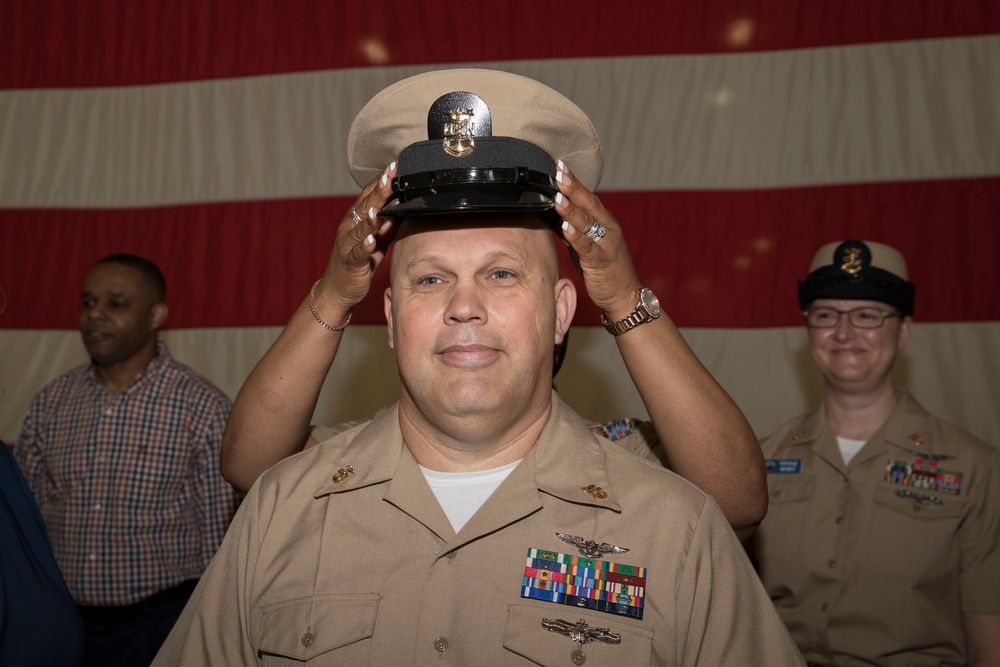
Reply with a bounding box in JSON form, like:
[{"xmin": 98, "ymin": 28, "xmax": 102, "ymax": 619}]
[{"xmin": 77, "ymin": 579, "xmax": 198, "ymax": 626}]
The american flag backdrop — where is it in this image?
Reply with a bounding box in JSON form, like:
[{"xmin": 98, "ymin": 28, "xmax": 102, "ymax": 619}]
[{"xmin": 1, "ymin": 1, "xmax": 998, "ymax": 446}]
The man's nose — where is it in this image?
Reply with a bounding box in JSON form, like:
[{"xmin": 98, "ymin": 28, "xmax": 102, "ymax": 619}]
[{"xmin": 444, "ymin": 281, "xmax": 486, "ymax": 324}]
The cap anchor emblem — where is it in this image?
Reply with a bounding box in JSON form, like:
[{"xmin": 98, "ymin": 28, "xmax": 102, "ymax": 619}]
[
  {"xmin": 443, "ymin": 107, "xmax": 475, "ymax": 157},
  {"xmin": 840, "ymin": 246, "xmax": 864, "ymax": 275}
]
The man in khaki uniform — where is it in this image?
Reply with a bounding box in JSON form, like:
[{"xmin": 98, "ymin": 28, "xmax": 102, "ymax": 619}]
[
  {"xmin": 754, "ymin": 240, "xmax": 1000, "ymax": 666},
  {"xmin": 155, "ymin": 70, "xmax": 802, "ymax": 665}
]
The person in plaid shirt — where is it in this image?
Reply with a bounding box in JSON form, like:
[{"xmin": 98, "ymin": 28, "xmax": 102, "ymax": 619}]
[{"xmin": 14, "ymin": 253, "xmax": 240, "ymax": 667}]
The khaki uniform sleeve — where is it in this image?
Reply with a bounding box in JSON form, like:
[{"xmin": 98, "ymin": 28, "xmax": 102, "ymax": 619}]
[
  {"xmin": 960, "ymin": 447, "xmax": 1000, "ymax": 614},
  {"xmin": 676, "ymin": 497, "xmax": 805, "ymax": 666},
  {"xmin": 152, "ymin": 482, "xmax": 263, "ymax": 666}
]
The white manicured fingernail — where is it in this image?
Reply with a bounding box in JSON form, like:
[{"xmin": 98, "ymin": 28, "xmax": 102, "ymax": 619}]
[
  {"xmin": 368, "ymin": 206, "xmax": 376, "ymax": 220},
  {"xmin": 389, "ymin": 161, "xmax": 396, "ymax": 171},
  {"xmin": 381, "ymin": 173, "xmax": 388, "ymax": 186},
  {"xmin": 555, "ymin": 193, "xmax": 564, "ymax": 205},
  {"xmin": 561, "ymin": 220, "xmax": 570, "ymax": 231},
  {"xmin": 555, "ymin": 171, "xmax": 564, "ymax": 184},
  {"xmin": 365, "ymin": 234, "xmax": 375, "ymax": 246},
  {"xmin": 557, "ymin": 160, "xmax": 565, "ymax": 170}
]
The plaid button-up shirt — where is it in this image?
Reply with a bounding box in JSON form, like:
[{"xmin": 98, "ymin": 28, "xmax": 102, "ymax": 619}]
[{"xmin": 15, "ymin": 342, "xmax": 239, "ymax": 606}]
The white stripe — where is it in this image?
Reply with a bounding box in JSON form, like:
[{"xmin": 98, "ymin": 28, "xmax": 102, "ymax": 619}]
[
  {"xmin": 4, "ymin": 323, "xmax": 998, "ymax": 448},
  {"xmin": 2, "ymin": 36, "xmax": 998, "ymax": 208}
]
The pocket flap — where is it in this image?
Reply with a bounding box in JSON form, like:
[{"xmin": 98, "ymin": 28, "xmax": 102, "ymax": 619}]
[
  {"xmin": 258, "ymin": 594, "xmax": 379, "ymax": 659},
  {"xmin": 503, "ymin": 604, "xmax": 652, "ymax": 666},
  {"xmin": 872, "ymin": 484, "xmax": 965, "ymax": 519}
]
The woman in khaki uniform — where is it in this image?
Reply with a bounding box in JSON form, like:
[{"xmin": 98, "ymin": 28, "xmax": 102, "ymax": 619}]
[{"xmin": 754, "ymin": 240, "xmax": 1000, "ymax": 666}]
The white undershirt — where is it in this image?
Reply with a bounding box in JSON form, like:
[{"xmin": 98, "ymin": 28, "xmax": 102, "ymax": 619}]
[
  {"xmin": 419, "ymin": 460, "xmax": 521, "ymax": 532},
  {"xmin": 837, "ymin": 436, "xmax": 867, "ymax": 466}
]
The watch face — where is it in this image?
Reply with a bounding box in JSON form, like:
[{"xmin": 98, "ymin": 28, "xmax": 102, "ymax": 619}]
[{"xmin": 640, "ymin": 288, "xmax": 661, "ymax": 317}]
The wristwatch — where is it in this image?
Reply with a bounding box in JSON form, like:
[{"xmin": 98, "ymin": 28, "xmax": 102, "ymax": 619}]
[{"xmin": 601, "ymin": 287, "xmax": 661, "ymax": 336}]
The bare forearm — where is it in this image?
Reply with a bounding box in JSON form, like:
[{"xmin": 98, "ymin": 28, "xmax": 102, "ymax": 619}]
[
  {"xmin": 615, "ymin": 314, "xmax": 767, "ymax": 532},
  {"xmin": 221, "ymin": 297, "xmax": 346, "ymax": 492}
]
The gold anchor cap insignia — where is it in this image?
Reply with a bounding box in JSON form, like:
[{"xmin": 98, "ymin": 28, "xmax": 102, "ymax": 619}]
[
  {"xmin": 910, "ymin": 433, "xmax": 925, "ymax": 447},
  {"xmin": 581, "ymin": 484, "xmax": 608, "ymax": 500},
  {"xmin": 443, "ymin": 107, "xmax": 475, "ymax": 157},
  {"xmin": 840, "ymin": 246, "xmax": 864, "ymax": 275},
  {"xmin": 332, "ymin": 465, "xmax": 355, "ymax": 484}
]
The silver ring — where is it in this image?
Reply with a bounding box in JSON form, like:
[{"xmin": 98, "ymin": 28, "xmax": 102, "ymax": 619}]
[
  {"xmin": 350, "ymin": 208, "xmax": 363, "ymax": 225},
  {"xmin": 584, "ymin": 219, "xmax": 607, "ymax": 243}
]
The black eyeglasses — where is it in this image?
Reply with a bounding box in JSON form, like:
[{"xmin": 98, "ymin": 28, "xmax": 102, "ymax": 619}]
[{"xmin": 803, "ymin": 306, "xmax": 903, "ymax": 329}]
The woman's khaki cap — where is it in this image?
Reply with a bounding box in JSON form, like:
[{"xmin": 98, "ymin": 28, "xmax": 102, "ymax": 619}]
[{"xmin": 347, "ymin": 68, "xmax": 603, "ymax": 217}]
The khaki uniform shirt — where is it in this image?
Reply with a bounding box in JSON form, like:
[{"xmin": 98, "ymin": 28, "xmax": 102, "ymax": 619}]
[
  {"xmin": 755, "ymin": 390, "xmax": 1000, "ymax": 666},
  {"xmin": 156, "ymin": 394, "xmax": 803, "ymax": 666}
]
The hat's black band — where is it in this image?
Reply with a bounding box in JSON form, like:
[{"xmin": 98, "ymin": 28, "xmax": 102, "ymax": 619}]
[
  {"xmin": 798, "ymin": 271, "xmax": 915, "ymax": 316},
  {"xmin": 392, "ymin": 166, "xmax": 556, "ymax": 194}
]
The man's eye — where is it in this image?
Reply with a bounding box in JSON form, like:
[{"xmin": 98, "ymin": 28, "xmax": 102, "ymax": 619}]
[
  {"xmin": 814, "ymin": 310, "xmax": 835, "ymax": 321},
  {"xmin": 491, "ymin": 270, "xmax": 514, "ymax": 279},
  {"xmin": 418, "ymin": 276, "xmax": 442, "ymax": 286},
  {"xmin": 856, "ymin": 309, "xmax": 878, "ymax": 320}
]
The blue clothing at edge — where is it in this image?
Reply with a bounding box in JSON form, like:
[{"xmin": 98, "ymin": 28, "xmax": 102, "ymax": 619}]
[{"xmin": 0, "ymin": 441, "xmax": 84, "ymax": 666}]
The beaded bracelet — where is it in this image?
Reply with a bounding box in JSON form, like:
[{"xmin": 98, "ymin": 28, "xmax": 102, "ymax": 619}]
[{"xmin": 308, "ymin": 280, "xmax": 351, "ymax": 331}]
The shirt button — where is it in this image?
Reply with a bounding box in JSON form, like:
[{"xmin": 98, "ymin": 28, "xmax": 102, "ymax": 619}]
[
  {"xmin": 445, "ymin": 550, "xmax": 457, "ymax": 560},
  {"xmin": 93, "ymin": 503, "xmax": 102, "ymax": 510},
  {"xmin": 834, "ymin": 515, "xmax": 844, "ymax": 524},
  {"xmin": 88, "ymin": 552, "xmax": 98, "ymax": 562},
  {"xmin": 828, "ymin": 559, "xmax": 837, "ymax": 569},
  {"xmin": 433, "ymin": 637, "xmax": 449, "ymax": 653},
  {"xmin": 300, "ymin": 632, "xmax": 314, "ymax": 647},
  {"xmin": 572, "ymin": 648, "xmax": 587, "ymax": 665}
]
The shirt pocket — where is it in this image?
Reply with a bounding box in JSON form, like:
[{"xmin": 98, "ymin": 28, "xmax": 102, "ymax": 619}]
[
  {"xmin": 258, "ymin": 594, "xmax": 379, "ymax": 665},
  {"xmin": 865, "ymin": 485, "xmax": 966, "ymax": 579},
  {"xmin": 502, "ymin": 604, "xmax": 653, "ymax": 666},
  {"xmin": 758, "ymin": 475, "xmax": 816, "ymax": 559}
]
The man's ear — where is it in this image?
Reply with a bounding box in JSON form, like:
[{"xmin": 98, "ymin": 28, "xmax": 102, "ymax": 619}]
[
  {"xmin": 553, "ymin": 278, "xmax": 577, "ymax": 345},
  {"xmin": 383, "ymin": 287, "xmax": 395, "ymax": 350},
  {"xmin": 897, "ymin": 315, "xmax": 913, "ymax": 352},
  {"xmin": 150, "ymin": 303, "xmax": 168, "ymax": 331}
]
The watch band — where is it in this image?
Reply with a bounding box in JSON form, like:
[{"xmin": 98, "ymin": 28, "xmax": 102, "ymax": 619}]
[
  {"xmin": 601, "ymin": 309, "xmax": 653, "ymax": 336},
  {"xmin": 601, "ymin": 288, "xmax": 660, "ymax": 336}
]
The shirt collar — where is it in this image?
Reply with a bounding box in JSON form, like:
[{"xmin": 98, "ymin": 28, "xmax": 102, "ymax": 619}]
[
  {"xmin": 313, "ymin": 392, "xmax": 622, "ymax": 513},
  {"xmin": 84, "ymin": 340, "xmax": 170, "ymax": 394}
]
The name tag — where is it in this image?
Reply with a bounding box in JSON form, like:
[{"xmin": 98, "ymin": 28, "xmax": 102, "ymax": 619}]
[{"xmin": 766, "ymin": 459, "xmax": 802, "ymax": 474}]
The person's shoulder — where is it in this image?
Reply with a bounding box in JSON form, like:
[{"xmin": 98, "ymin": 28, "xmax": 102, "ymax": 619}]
[
  {"xmin": 258, "ymin": 418, "xmax": 377, "ymax": 491},
  {"xmin": 158, "ymin": 354, "xmax": 231, "ymax": 407},
  {"xmin": 598, "ymin": 433, "xmax": 712, "ymax": 510},
  {"xmin": 898, "ymin": 393, "xmax": 996, "ymax": 460},
  {"xmin": 759, "ymin": 411, "xmax": 814, "ymax": 454},
  {"xmin": 29, "ymin": 363, "xmax": 91, "ymax": 404}
]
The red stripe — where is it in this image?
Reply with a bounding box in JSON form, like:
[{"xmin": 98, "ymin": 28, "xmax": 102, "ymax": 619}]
[
  {"xmin": 2, "ymin": 177, "xmax": 997, "ymax": 330},
  {"xmin": 2, "ymin": 1, "xmax": 999, "ymax": 89}
]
